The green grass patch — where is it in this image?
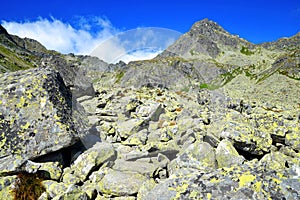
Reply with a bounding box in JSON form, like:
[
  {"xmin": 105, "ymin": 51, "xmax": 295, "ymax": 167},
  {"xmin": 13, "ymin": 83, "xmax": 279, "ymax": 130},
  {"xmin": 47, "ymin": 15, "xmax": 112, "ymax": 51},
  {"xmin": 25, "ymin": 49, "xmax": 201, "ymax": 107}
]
[
  {"xmin": 0, "ymin": 45, "xmax": 35, "ymax": 72},
  {"xmin": 200, "ymin": 83, "xmax": 219, "ymax": 90},
  {"xmin": 240, "ymin": 46, "xmax": 254, "ymax": 56},
  {"xmin": 115, "ymin": 71, "xmax": 125, "ymax": 83}
]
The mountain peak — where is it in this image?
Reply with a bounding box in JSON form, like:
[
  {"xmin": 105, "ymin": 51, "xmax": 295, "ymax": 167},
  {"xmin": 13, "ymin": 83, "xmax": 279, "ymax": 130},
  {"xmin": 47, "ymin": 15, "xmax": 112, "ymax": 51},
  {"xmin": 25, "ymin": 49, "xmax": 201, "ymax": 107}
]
[
  {"xmin": 189, "ymin": 18, "xmax": 226, "ymax": 36},
  {"xmin": 160, "ymin": 18, "xmax": 252, "ymax": 59}
]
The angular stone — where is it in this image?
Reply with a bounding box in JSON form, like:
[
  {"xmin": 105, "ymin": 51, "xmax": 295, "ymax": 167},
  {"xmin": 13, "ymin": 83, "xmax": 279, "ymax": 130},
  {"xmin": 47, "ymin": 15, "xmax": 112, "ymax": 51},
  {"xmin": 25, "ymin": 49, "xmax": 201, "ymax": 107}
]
[
  {"xmin": 98, "ymin": 170, "xmax": 147, "ymax": 196},
  {"xmin": 216, "ymin": 139, "xmax": 245, "ymax": 168},
  {"xmin": 68, "ymin": 142, "xmax": 116, "ymax": 182},
  {"xmin": 52, "ymin": 191, "xmax": 89, "ymax": 200},
  {"xmin": 117, "ymin": 119, "xmax": 143, "ymax": 139},
  {"xmin": 259, "ymin": 151, "xmax": 300, "ymax": 171},
  {"xmin": 285, "ymin": 131, "xmax": 300, "ymax": 151},
  {"xmin": 41, "ymin": 55, "xmax": 95, "ymax": 99},
  {"xmin": 137, "ymin": 179, "xmax": 157, "ymax": 200},
  {"xmin": 112, "ymin": 159, "xmax": 158, "ymax": 177},
  {"xmin": 220, "ymin": 117, "xmax": 273, "ymax": 155},
  {"xmin": 0, "ymin": 68, "xmax": 86, "ymax": 173},
  {"xmin": 122, "ymin": 129, "xmax": 148, "ymax": 146},
  {"xmin": 143, "ymin": 178, "xmax": 177, "ymax": 200},
  {"xmin": 169, "ymin": 141, "xmax": 216, "ymax": 173},
  {"xmin": 136, "ymin": 101, "xmax": 164, "ymax": 121},
  {"xmin": 22, "ymin": 160, "xmax": 62, "ymax": 180},
  {"xmin": 81, "ymin": 182, "xmax": 97, "ymax": 199},
  {"xmin": 42, "ymin": 180, "xmax": 69, "ymax": 199}
]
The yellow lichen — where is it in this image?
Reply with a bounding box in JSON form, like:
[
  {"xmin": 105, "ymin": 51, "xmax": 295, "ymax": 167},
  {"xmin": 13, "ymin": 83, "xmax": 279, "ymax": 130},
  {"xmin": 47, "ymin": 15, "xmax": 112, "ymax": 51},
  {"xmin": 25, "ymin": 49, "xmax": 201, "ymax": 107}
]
[
  {"xmin": 239, "ymin": 173, "xmax": 256, "ymax": 188},
  {"xmin": 210, "ymin": 177, "xmax": 220, "ymax": 183},
  {"xmin": 207, "ymin": 193, "xmax": 212, "ymax": 200},
  {"xmin": 53, "ymin": 114, "xmax": 60, "ymax": 120},
  {"xmin": 189, "ymin": 190, "xmax": 199, "ymax": 199},
  {"xmin": 0, "ymin": 137, "xmax": 7, "ymax": 148},
  {"xmin": 169, "ymin": 181, "xmax": 189, "ymax": 199},
  {"xmin": 272, "ymin": 178, "xmax": 282, "ymax": 184},
  {"xmin": 16, "ymin": 96, "xmax": 25, "ymax": 108},
  {"xmin": 253, "ymin": 181, "xmax": 262, "ymax": 192},
  {"xmin": 21, "ymin": 122, "xmax": 30, "ymax": 130}
]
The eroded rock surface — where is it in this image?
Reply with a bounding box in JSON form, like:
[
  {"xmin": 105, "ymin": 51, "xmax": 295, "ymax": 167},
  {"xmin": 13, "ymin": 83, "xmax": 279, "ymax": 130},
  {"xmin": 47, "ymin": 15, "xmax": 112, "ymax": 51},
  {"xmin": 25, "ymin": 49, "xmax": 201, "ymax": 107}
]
[{"xmin": 0, "ymin": 68, "xmax": 86, "ymax": 173}]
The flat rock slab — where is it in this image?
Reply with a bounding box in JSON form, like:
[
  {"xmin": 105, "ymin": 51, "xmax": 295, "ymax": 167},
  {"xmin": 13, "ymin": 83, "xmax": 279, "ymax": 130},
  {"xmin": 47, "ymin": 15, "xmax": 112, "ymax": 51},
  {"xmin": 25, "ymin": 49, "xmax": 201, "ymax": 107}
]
[
  {"xmin": 99, "ymin": 170, "xmax": 147, "ymax": 196},
  {"xmin": 0, "ymin": 68, "xmax": 83, "ymax": 172}
]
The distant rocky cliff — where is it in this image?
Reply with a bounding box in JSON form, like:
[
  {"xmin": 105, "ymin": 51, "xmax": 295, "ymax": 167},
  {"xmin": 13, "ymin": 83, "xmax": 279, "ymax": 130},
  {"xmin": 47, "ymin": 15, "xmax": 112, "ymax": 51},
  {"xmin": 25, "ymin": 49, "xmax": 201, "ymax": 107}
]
[{"xmin": 0, "ymin": 19, "xmax": 299, "ymax": 200}]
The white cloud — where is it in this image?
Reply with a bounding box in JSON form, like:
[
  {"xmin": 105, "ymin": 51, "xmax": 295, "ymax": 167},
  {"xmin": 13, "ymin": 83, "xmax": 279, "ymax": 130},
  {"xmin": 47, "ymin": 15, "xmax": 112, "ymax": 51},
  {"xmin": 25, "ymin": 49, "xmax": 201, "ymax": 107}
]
[
  {"xmin": 1, "ymin": 17, "xmax": 181, "ymax": 63},
  {"xmin": 118, "ymin": 49, "xmax": 163, "ymax": 64},
  {"xmin": 1, "ymin": 17, "xmax": 117, "ymax": 55}
]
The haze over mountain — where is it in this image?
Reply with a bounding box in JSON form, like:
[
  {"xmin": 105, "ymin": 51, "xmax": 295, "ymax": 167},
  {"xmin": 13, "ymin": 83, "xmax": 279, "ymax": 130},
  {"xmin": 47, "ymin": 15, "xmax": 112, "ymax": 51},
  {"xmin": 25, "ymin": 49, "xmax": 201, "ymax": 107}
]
[{"xmin": 0, "ymin": 19, "xmax": 299, "ymax": 199}]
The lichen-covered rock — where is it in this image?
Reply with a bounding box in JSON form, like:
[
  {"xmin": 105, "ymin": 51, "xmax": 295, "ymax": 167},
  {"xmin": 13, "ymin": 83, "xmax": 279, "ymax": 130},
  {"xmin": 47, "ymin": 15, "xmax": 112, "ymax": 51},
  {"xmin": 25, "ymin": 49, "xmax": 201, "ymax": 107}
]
[
  {"xmin": 259, "ymin": 151, "xmax": 300, "ymax": 173},
  {"xmin": 52, "ymin": 191, "xmax": 89, "ymax": 200},
  {"xmin": 0, "ymin": 68, "xmax": 86, "ymax": 173},
  {"xmin": 22, "ymin": 160, "xmax": 62, "ymax": 180},
  {"xmin": 117, "ymin": 119, "xmax": 144, "ymax": 139},
  {"xmin": 137, "ymin": 179, "xmax": 157, "ymax": 200},
  {"xmin": 63, "ymin": 142, "xmax": 116, "ymax": 183},
  {"xmin": 220, "ymin": 111, "xmax": 273, "ymax": 155},
  {"xmin": 41, "ymin": 55, "xmax": 95, "ymax": 99},
  {"xmin": 43, "ymin": 180, "xmax": 90, "ymax": 200},
  {"xmin": 145, "ymin": 162, "xmax": 300, "ymax": 200},
  {"xmin": 0, "ymin": 175, "xmax": 15, "ymax": 200},
  {"xmin": 98, "ymin": 169, "xmax": 147, "ymax": 197},
  {"xmin": 122, "ymin": 129, "xmax": 148, "ymax": 146},
  {"xmin": 285, "ymin": 130, "xmax": 300, "ymax": 151},
  {"xmin": 136, "ymin": 101, "xmax": 164, "ymax": 121},
  {"xmin": 169, "ymin": 141, "xmax": 216, "ymax": 173},
  {"xmin": 216, "ymin": 139, "xmax": 245, "ymax": 168},
  {"xmin": 42, "ymin": 180, "xmax": 69, "ymax": 199},
  {"xmin": 112, "ymin": 159, "xmax": 159, "ymax": 177}
]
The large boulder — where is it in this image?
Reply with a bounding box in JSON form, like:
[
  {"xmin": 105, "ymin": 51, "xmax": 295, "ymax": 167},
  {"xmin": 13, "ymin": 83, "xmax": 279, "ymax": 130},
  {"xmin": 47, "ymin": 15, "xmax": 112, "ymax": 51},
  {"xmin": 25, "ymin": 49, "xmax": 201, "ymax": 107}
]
[
  {"xmin": 41, "ymin": 55, "xmax": 95, "ymax": 98},
  {"xmin": 0, "ymin": 67, "xmax": 86, "ymax": 173}
]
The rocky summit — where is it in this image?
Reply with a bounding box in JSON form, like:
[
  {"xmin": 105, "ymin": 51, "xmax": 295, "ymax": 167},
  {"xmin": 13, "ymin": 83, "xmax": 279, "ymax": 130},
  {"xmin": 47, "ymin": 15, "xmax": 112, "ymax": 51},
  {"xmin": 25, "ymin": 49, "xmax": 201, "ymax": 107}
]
[{"xmin": 0, "ymin": 19, "xmax": 299, "ymax": 200}]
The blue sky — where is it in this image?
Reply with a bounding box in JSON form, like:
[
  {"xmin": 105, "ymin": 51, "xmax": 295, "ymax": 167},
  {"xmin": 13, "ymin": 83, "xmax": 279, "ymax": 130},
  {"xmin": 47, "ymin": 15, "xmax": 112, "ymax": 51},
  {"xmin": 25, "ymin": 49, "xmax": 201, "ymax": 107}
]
[{"xmin": 1, "ymin": 0, "xmax": 299, "ymax": 62}]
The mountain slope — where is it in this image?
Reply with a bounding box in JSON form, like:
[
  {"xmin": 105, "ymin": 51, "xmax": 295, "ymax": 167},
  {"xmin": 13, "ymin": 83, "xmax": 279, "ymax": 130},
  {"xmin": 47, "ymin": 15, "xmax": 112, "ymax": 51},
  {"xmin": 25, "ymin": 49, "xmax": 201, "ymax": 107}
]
[
  {"xmin": 104, "ymin": 19, "xmax": 299, "ymax": 91},
  {"xmin": 0, "ymin": 24, "xmax": 49, "ymax": 72}
]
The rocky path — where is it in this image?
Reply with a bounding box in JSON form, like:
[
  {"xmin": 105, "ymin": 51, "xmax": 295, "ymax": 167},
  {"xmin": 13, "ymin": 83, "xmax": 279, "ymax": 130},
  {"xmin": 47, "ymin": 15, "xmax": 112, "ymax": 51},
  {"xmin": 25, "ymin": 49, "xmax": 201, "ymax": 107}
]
[{"xmin": 1, "ymin": 67, "xmax": 299, "ymax": 199}]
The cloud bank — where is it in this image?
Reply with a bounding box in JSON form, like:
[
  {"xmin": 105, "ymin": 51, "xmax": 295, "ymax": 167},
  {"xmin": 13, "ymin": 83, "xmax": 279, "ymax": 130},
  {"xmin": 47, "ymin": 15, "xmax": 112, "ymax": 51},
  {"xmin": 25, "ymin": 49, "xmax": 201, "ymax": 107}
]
[
  {"xmin": 2, "ymin": 17, "xmax": 117, "ymax": 55},
  {"xmin": 2, "ymin": 17, "xmax": 181, "ymax": 63}
]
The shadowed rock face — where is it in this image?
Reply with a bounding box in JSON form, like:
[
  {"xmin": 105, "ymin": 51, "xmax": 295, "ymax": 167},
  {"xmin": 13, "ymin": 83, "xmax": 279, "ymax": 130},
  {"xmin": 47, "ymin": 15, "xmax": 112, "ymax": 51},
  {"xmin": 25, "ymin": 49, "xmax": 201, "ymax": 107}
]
[
  {"xmin": 0, "ymin": 25, "xmax": 8, "ymax": 35},
  {"xmin": 0, "ymin": 68, "xmax": 85, "ymax": 172}
]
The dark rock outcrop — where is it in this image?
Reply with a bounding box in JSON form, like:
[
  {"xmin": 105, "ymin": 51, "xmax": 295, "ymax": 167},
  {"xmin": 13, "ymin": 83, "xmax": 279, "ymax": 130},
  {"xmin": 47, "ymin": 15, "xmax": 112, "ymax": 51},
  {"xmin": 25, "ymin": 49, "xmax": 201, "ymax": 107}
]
[{"xmin": 40, "ymin": 55, "xmax": 95, "ymax": 98}]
